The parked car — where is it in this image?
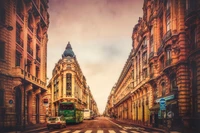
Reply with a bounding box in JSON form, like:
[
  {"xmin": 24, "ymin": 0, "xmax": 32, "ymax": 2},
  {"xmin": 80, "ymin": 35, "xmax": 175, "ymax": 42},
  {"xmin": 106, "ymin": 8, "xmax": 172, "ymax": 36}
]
[{"xmin": 47, "ymin": 116, "xmax": 66, "ymax": 129}]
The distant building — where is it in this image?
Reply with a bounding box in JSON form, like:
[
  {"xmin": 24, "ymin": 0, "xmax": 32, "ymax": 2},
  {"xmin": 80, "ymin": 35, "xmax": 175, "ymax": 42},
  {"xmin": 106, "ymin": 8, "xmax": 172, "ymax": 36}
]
[
  {"xmin": 47, "ymin": 42, "xmax": 99, "ymax": 116},
  {"xmin": 0, "ymin": 0, "xmax": 49, "ymax": 129}
]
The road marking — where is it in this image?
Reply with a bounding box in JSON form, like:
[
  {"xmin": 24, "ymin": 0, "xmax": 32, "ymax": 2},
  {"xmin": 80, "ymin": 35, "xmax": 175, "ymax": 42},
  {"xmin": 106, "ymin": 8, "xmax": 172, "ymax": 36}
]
[
  {"xmin": 85, "ymin": 130, "xmax": 92, "ymax": 133},
  {"xmin": 97, "ymin": 130, "xmax": 104, "ymax": 133},
  {"xmin": 106, "ymin": 119, "xmax": 126, "ymax": 130},
  {"xmin": 73, "ymin": 130, "xmax": 81, "ymax": 133},
  {"xmin": 130, "ymin": 131, "xmax": 140, "ymax": 133},
  {"xmin": 120, "ymin": 130, "xmax": 128, "ymax": 133},
  {"xmin": 61, "ymin": 131, "xmax": 71, "ymax": 133},
  {"xmin": 108, "ymin": 130, "xmax": 116, "ymax": 133}
]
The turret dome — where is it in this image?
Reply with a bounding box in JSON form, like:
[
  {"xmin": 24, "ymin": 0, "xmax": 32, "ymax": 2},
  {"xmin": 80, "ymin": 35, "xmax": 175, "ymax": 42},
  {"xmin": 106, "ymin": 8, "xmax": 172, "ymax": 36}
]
[{"xmin": 62, "ymin": 42, "xmax": 75, "ymax": 58}]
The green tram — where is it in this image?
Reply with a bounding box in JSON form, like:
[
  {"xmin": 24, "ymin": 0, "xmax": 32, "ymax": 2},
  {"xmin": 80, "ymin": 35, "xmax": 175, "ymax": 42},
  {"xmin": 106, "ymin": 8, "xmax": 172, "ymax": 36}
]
[{"xmin": 58, "ymin": 102, "xmax": 83, "ymax": 123}]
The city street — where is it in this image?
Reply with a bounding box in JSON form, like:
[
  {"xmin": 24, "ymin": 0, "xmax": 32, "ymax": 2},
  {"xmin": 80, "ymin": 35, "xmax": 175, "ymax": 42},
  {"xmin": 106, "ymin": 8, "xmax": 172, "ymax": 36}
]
[{"xmin": 24, "ymin": 117, "xmax": 164, "ymax": 133}]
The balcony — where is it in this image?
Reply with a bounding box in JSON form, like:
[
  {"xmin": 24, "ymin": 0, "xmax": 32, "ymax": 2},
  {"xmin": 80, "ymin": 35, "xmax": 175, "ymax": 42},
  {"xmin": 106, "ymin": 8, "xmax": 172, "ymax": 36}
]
[
  {"xmin": 163, "ymin": 30, "xmax": 172, "ymax": 42},
  {"xmin": 27, "ymin": 46, "xmax": 33, "ymax": 56},
  {"xmin": 149, "ymin": 52, "xmax": 154, "ymax": 60},
  {"xmin": 157, "ymin": 46, "xmax": 163, "ymax": 56},
  {"xmin": 12, "ymin": 67, "xmax": 46, "ymax": 89},
  {"xmin": 16, "ymin": 38, "xmax": 24, "ymax": 48},
  {"xmin": 36, "ymin": 56, "xmax": 41, "ymax": 63}
]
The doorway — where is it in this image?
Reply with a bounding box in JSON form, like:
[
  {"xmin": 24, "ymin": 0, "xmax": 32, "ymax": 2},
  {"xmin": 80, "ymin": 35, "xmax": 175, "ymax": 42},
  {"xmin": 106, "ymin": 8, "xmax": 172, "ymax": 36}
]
[{"xmin": 15, "ymin": 87, "xmax": 22, "ymax": 125}]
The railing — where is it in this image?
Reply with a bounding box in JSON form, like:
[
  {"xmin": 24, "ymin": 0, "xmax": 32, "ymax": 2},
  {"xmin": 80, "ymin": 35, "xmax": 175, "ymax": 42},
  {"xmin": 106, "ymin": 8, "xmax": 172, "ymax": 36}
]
[
  {"xmin": 12, "ymin": 67, "xmax": 46, "ymax": 87},
  {"xmin": 16, "ymin": 38, "xmax": 24, "ymax": 48},
  {"xmin": 27, "ymin": 46, "xmax": 33, "ymax": 56},
  {"xmin": 36, "ymin": 56, "xmax": 41, "ymax": 63},
  {"xmin": 149, "ymin": 52, "xmax": 154, "ymax": 60},
  {"xmin": 163, "ymin": 30, "xmax": 171, "ymax": 42}
]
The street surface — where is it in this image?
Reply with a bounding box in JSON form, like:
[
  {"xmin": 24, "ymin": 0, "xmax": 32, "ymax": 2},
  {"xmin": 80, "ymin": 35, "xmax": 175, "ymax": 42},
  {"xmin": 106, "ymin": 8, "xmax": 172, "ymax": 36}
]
[{"xmin": 25, "ymin": 117, "xmax": 164, "ymax": 133}]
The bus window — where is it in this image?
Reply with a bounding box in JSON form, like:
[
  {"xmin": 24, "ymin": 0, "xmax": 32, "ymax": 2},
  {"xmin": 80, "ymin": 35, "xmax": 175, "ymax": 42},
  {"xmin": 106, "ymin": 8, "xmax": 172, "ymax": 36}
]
[{"xmin": 60, "ymin": 103, "xmax": 74, "ymax": 110}]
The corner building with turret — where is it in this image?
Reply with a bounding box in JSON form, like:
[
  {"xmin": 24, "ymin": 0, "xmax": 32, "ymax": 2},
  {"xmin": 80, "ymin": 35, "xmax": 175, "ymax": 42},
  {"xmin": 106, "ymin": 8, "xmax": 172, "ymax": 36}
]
[{"xmin": 47, "ymin": 42, "xmax": 99, "ymax": 117}]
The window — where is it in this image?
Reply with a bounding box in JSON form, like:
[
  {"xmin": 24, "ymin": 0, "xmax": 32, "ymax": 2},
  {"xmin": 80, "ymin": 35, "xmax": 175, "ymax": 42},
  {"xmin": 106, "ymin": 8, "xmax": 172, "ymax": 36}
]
[
  {"xmin": 150, "ymin": 27, "xmax": 154, "ymax": 53},
  {"xmin": 66, "ymin": 73, "xmax": 72, "ymax": 96},
  {"xmin": 0, "ymin": 81, "xmax": 4, "ymax": 106},
  {"xmin": 36, "ymin": 66, "xmax": 39, "ymax": 78},
  {"xmin": 143, "ymin": 68, "xmax": 147, "ymax": 79},
  {"xmin": 27, "ymin": 60, "xmax": 31, "ymax": 73},
  {"xmin": 160, "ymin": 16, "xmax": 163, "ymax": 43},
  {"xmin": 142, "ymin": 52, "xmax": 147, "ymax": 66},
  {"xmin": 15, "ymin": 50, "xmax": 22, "ymax": 67},
  {"xmin": 191, "ymin": 27, "xmax": 197, "ymax": 48},
  {"xmin": 0, "ymin": 6, "xmax": 5, "ymax": 24},
  {"xmin": 170, "ymin": 74, "xmax": 177, "ymax": 92},
  {"xmin": 160, "ymin": 56, "xmax": 164, "ymax": 70},
  {"xmin": 54, "ymin": 79, "xmax": 59, "ymax": 100},
  {"xmin": 149, "ymin": 63, "xmax": 153, "ymax": 77},
  {"xmin": 16, "ymin": 22, "xmax": 23, "ymax": 47},
  {"xmin": 161, "ymin": 82, "xmax": 166, "ymax": 96},
  {"xmin": 27, "ymin": 35, "xmax": 33, "ymax": 56},
  {"xmin": 0, "ymin": 41, "xmax": 5, "ymax": 60},
  {"xmin": 166, "ymin": 0, "xmax": 171, "ymax": 32},
  {"xmin": 166, "ymin": 46, "xmax": 172, "ymax": 66}
]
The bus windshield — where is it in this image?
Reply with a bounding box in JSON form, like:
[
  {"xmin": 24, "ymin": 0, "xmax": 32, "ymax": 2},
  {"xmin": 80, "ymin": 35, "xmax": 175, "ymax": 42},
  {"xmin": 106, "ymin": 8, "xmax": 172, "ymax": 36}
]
[{"xmin": 59, "ymin": 103, "xmax": 74, "ymax": 110}]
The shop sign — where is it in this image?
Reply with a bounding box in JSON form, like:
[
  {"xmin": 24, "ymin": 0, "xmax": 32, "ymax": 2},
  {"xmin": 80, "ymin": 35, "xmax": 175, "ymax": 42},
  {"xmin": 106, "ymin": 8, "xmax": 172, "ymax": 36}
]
[{"xmin": 156, "ymin": 94, "xmax": 174, "ymax": 103}]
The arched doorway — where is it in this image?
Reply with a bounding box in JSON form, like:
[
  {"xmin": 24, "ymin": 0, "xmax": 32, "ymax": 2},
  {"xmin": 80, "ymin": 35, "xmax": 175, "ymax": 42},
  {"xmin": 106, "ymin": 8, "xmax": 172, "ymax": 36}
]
[{"xmin": 15, "ymin": 87, "xmax": 22, "ymax": 126}]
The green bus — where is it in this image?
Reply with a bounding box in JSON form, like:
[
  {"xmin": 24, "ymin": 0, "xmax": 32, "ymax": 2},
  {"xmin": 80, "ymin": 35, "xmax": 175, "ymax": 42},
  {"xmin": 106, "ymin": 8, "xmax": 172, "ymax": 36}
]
[{"xmin": 58, "ymin": 102, "xmax": 83, "ymax": 123}]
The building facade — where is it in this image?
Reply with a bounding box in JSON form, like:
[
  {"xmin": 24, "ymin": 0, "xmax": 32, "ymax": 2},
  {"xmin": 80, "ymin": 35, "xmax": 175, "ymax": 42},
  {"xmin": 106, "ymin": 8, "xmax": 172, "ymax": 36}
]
[
  {"xmin": 0, "ymin": 0, "xmax": 49, "ymax": 130},
  {"xmin": 106, "ymin": 0, "xmax": 200, "ymax": 132},
  {"xmin": 47, "ymin": 42, "xmax": 99, "ymax": 117}
]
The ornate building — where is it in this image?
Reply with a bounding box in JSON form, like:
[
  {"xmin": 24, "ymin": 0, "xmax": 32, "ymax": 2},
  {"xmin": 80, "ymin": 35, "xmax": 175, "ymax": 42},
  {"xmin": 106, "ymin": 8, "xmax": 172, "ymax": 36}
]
[
  {"xmin": 47, "ymin": 42, "xmax": 99, "ymax": 117},
  {"xmin": 106, "ymin": 0, "xmax": 200, "ymax": 132},
  {"xmin": 0, "ymin": 0, "xmax": 49, "ymax": 130}
]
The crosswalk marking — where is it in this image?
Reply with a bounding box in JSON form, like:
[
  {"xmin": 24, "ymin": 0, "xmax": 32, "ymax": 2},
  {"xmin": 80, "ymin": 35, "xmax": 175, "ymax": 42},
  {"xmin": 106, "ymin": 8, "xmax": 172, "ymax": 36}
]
[
  {"xmin": 108, "ymin": 130, "xmax": 116, "ymax": 133},
  {"xmin": 85, "ymin": 130, "xmax": 92, "ymax": 133},
  {"xmin": 120, "ymin": 130, "xmax": 127, "ymax": 133},
  {"xmin": 73, "ymin": 130, "xmax": 81, "ymax": 133},
  {"xmin": 97, "ymin": 130, "xmax": 104, "ymax": 133},
  {"xmin": 36, "ymin": 129, "xmax": 156, "ymax": 133}
]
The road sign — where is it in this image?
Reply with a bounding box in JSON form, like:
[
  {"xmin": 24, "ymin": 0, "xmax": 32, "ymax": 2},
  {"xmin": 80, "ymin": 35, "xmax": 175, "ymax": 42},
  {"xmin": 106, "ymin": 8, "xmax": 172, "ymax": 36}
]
[{"xmin": 159, "ymin": 98, "xmax": 166, "ymax": 110}]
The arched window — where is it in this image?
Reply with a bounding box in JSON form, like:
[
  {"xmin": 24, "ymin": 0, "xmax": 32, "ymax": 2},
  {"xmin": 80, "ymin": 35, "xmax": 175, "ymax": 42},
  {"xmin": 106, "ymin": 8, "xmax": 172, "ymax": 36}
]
[
  {"xmin": 166, "ymin": 46, "xmax": 172, "ymax": 66},
  {"xmin": 161, "ymin": 82, "xmax": 166, "ymax": 96},
  {"xmin": 66, "ymin": 73, "xmax": 72, "ymax": 96}
]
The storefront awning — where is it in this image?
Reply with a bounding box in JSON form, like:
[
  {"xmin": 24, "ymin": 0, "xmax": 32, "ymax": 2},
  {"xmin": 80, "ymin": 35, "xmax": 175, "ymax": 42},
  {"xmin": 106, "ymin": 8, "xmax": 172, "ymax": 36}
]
[{"xmin": 150, "ymin": 100, "xmax": 177, "ymax": 111}]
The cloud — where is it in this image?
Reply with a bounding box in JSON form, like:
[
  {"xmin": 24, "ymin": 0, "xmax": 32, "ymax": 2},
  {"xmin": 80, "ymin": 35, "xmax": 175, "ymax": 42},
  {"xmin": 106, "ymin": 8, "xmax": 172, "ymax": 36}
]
[{"xmin": 48, "ymin": 0, "xmax": 143, "ymax": 113}]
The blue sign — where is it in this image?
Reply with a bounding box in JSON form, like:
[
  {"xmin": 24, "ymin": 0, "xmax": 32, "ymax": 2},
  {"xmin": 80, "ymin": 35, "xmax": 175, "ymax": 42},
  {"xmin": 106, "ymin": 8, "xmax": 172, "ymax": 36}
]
[
  {"xmin": 156, "ymin": 94, "xmax": 174, "ymax": 103},
  {"xmin": 159, "ymin": 98, "xmax": 166, "ymax": 110}
]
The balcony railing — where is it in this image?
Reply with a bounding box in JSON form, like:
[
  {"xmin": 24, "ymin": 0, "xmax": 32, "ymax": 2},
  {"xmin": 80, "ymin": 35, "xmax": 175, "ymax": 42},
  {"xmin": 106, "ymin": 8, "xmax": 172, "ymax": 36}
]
[
  {"xmin": 16, "ymin": 38, "xmax": 24, "ymax": 48},
  {"xmin": 36, "ymin": 56, "xmax": 41, "ymax": 63},
  {"xmin": 149, "ymin": 52, "xmax": 154, "ymax": 60},
  {"xmin": 27, "ymin": 46, "xmax": 33, "ymax": 56},
  {"xmin": 163, "ymin": 30, "xmax": 171, "ymax": 42},
  {"xmin": 12, "ymin": 67, "xmax": 46, "ymax": 88}
]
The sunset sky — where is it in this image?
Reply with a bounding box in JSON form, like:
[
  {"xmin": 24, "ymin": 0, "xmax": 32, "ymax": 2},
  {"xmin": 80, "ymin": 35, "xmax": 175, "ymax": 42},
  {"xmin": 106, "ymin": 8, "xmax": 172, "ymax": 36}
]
[{"xmin": 48, "ymin": 0, "xmax": 143, "ymax": 114}]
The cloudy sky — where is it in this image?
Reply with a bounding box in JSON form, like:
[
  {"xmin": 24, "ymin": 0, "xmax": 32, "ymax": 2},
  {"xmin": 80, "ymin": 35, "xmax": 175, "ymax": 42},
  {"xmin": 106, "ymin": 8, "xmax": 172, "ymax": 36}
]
[{"xmin": 48, "ymin": 0, "xmax": 143, "ymax": 114}]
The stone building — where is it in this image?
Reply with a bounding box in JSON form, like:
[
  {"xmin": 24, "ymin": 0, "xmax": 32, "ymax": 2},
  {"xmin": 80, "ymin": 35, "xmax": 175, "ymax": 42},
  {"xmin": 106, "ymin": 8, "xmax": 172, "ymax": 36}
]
[
  {"xmin": 106, "ymin": 0, "xmax": 200, "ymax": 132},
  {"xmin": 47, "ymin": 42, "xmax": 99, "ymax": 117},
  {"xmin": 0, "ymin": 0, "xmax": 49, "ymax": 130}
]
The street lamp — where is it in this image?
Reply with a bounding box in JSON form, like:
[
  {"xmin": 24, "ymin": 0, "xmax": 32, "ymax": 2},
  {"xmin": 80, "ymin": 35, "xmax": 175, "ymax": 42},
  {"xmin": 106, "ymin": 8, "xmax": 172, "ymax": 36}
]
[{"xmin": 23, "ymin": 59, "xmax": 36, "ymax": 130}]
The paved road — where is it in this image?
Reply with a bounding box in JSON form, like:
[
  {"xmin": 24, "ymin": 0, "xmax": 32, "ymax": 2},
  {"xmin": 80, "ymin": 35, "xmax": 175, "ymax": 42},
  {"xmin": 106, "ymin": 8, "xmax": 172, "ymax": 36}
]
[{"xmin": 25, "ymin": 117, "xmax": 165, "ymax": 133}]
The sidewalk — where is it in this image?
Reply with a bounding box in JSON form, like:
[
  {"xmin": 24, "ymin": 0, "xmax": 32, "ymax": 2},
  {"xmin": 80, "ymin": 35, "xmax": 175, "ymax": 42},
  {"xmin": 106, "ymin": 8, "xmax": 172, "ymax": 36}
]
[
  {"xmin": 3, "ymin": 123, "xmax": 47, "ymax": 133},
  {"xmin": 109, "ymin": 118, "xmax": 172, "ymax": 133}
]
